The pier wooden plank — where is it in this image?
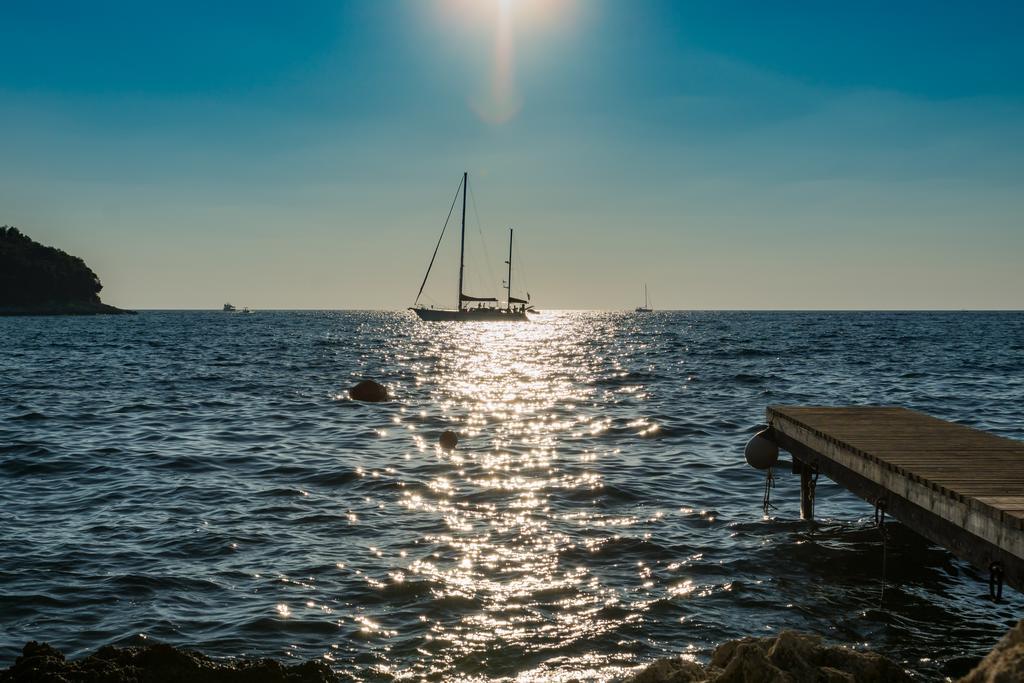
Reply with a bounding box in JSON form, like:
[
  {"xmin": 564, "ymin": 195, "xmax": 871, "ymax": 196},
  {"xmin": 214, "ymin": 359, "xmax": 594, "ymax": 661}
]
[{"xmin": 766, "ymin": 405, "xmax": 1024, "ymax": 592}]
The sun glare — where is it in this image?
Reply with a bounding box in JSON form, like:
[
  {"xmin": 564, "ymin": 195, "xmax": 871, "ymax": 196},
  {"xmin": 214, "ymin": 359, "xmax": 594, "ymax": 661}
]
[
  {"xmin": 435, "ymin": 0, "xmax": 578, "ymax": 124},
  {"xmin": 439, "ymin": 0, "xmax": 575, "ymax": 26}
]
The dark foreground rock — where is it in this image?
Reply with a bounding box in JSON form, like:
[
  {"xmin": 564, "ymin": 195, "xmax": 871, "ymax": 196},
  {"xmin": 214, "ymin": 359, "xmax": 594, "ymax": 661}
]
[
  {"xmin": 0, "ymin": 641, "xmax": 337, "ymax": 683},
  {"xmin": 5, "ymin": 621, "xmax": 1021, "ymax": 682},
  {"xmin": 626, "ymin": 631, "xmax": 914, "ymax": 682},
  {"xmin": 959, "ymin": 619, "xmax": 1024, "ymax": 683}
]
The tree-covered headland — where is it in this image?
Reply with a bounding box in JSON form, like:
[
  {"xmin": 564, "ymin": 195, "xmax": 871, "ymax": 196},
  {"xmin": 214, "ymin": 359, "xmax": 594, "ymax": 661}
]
[{"xmin": 0, "ymin": 226, "xmax": 131, "ymax": 315}]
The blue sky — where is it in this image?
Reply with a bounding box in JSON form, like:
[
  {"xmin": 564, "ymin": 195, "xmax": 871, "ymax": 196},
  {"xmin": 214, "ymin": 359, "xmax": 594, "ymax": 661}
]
[{"xmin": 1, "ymin": 1, "xmax": 1022, "ymax": 309}]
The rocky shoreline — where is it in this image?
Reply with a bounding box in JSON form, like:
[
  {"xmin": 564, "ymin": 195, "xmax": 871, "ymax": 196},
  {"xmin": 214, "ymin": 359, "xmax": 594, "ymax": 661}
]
[
  {"xmin": 0, "ymin": 302, "xmax": 134, "ymax": 316},
  {"xmin": 0, "ymin": 641, "xmax": 335, "ymax": 683},
  {"xmin": 3, "ymin": 621, "xmax": 1022, "ymax": 682},
  {"xmin": 623, "ymin": 631, "xmax": 913, "ymax": 682}
]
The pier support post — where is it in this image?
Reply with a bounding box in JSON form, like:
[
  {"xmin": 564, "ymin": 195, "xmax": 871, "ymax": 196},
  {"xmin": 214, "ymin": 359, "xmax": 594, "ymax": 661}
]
[{"xmin": 800, "ymin": 467, "xmax": 814, "ymax": 520}]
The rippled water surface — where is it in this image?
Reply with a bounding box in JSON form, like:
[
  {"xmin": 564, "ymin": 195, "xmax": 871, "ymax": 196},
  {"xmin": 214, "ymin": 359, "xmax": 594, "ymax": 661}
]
[{"xmin": 2, "ymin": 311, "xmax": 1023, "ymax": 680}]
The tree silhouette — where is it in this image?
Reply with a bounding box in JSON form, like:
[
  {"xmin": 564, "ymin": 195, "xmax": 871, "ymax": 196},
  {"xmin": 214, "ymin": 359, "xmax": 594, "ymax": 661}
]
[{"xmin": 0, "ymin": 226, "xmax": 104, "ymax": 306}]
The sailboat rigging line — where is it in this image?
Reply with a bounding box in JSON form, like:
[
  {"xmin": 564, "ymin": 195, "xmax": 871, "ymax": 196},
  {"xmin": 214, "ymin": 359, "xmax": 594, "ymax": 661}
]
[
  {"xmin": 510, "ymin": 230, "xmax": 531, "ymax": 301},
  {"xmin": 466, "ymin": 177, "xmax": 499, "ymax": 298},
  {"xmin": 414, "ymin": 176, "xmax": 464, "ymax": 306}
]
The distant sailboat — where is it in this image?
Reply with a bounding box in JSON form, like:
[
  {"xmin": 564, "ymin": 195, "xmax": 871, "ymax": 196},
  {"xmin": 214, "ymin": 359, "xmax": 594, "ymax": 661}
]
[
  {"xmin": 410, "ymin": 172, "xmax": 533, "ymax": 322},
  {"xmin": 635, "ymin": 284, "xmax": 653, "ymax": 313}
]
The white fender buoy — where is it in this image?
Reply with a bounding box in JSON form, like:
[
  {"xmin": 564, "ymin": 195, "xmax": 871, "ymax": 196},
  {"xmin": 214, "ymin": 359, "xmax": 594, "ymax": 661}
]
[{"xmin": 745, "ymin": 428, "xmax": 779, "ymax": 470}]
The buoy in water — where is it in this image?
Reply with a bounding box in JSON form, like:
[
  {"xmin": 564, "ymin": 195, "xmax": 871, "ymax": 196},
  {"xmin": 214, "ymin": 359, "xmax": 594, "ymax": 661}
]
[
  {"xmin": 745, "ymin": 428, "xmax": 779, "ymax": 470},
  {"xmin": 349, "ymin": 380, "xmax": 389, "ymax": 402},
  {"xmin": 439, "ymin": 430, "xmax": 458, "ymax": 450}
]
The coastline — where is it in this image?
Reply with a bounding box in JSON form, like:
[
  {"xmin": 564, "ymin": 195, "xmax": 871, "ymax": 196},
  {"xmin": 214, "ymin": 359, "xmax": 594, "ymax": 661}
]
[
  {"xmin": 3, "ymin": 621, "xmax": 1021, "ymax": 682},
  {"xmin": 0, "ymin": 302, "xmax": 135, "ymax": 316}
]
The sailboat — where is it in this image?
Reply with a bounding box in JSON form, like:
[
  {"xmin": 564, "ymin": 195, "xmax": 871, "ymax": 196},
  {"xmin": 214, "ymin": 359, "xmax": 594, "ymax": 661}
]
[
  {"xmin": 635, "ymin": 284, "xmax": 653, "ymax": 313},
  {"xmin": 410, "ymin": 172, "xmax": 532, "ymax": 322}
]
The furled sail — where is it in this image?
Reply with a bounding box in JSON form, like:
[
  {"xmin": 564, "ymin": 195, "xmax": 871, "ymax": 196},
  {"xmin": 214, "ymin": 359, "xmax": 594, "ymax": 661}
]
[
  {"xmin": 508, "ymin": 296, "xmax": 529, "ymax": 304},
  {"xmin": 460, "ymin": 293, "xmax": 498, "ymax": 302}
]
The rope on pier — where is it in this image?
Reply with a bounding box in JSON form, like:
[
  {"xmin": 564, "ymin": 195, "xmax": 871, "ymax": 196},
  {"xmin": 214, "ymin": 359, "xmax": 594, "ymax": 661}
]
[
  {"xmin": 989, "ymin": 562, "xmax": 1004, "ymax": 602},
  {"xmin": 874, "ymin": 499, "xmax": 888, "ymax": 606},
  {"xmin": 761, "ymin": 467, "xmax": 776, "ymax": 515}
]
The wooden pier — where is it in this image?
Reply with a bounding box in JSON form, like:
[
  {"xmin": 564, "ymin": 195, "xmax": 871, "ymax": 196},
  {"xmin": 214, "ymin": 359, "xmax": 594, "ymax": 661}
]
[{"xmin": 767, "ymin": 406, "xmax": 1024, "ymax": 594}]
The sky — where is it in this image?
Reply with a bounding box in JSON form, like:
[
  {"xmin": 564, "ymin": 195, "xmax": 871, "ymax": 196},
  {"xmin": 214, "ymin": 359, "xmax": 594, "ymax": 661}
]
[{"xmin": 1, "ymin": 0, "xmax": 1022, "ymax": 310}]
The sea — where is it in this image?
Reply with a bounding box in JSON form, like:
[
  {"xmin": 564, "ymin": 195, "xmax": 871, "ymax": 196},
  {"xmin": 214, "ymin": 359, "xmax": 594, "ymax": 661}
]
[{"xmin": 1, "ymin": 311, "xmax": 1022, "ymax": 681}]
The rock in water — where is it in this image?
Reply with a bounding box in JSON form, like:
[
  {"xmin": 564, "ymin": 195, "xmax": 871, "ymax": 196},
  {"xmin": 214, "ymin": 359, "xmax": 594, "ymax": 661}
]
[
  {"xmin": 959, "ymin": 619, "xmax": 1024, "ymax": 683},
  {"xmin": 439, "ymin": 430, "xmax": 458, "ymax": 450},
  {"xmin": 349, "ymin": 380, "xmax": 389, "ymax": 402}
]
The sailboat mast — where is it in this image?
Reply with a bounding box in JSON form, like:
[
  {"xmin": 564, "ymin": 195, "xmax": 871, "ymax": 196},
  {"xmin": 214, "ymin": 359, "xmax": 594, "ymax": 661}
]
[
  {"xmin": 458, "ymin": 172, "xmax": 467, "ymax": 311},
  {"xmin": 506, "ymin": 228, "xmax": 513, "ymax": 311},
  {"xmin": 644, "ymin": 284, "xmax": 649, "ymax": 308}
]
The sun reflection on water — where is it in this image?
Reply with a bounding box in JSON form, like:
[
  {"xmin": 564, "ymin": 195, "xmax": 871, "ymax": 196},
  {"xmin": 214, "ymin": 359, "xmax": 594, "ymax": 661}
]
[{"xmin": 378, "ymin": 314, "xmax": 644, "ymax": 679}]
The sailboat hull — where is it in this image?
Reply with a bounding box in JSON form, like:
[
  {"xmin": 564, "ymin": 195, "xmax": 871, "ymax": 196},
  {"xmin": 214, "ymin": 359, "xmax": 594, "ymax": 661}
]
[{"xmin": 411, "ymin": 307, "xmax": 528, "ymax": 322}]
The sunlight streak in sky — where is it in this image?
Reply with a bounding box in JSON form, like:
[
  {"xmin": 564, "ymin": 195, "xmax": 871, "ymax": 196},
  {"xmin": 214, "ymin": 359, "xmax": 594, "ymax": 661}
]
[
  {"xmin": 439, "ymin": 0, "xmax": 577, "ymax": 124},
  {"xmin": 475, "ymin": 0, "xmax": 520, "ymax": 124}
]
